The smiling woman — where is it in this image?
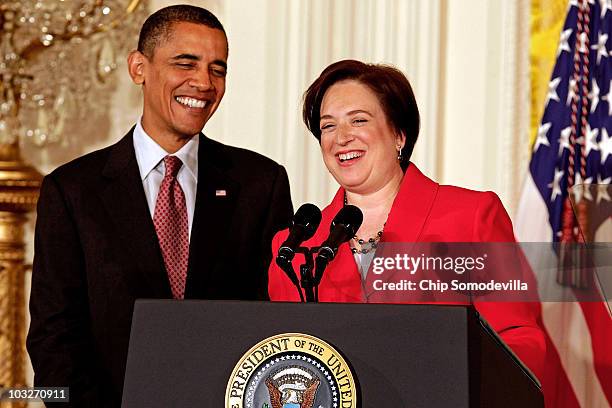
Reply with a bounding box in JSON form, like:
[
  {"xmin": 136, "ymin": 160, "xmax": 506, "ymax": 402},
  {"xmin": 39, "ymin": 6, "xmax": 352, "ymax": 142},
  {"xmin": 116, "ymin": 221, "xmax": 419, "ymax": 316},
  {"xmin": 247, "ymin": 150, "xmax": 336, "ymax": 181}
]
[
  {"xmin": 268, "ymin": 59, "xmax": 547, "ymax": 383},
  {"xmin": 301, "ymin": 60, "xmax": 420, "ymax": 245},
  {"xmin": 319, "ymin": 81, "xmax": 405, "ymax": 201}
]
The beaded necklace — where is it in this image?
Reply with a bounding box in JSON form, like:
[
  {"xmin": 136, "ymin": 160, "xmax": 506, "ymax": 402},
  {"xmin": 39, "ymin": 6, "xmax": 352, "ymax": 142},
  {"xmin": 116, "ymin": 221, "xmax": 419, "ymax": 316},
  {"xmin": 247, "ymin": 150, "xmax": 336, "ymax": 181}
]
[{"xmin": 344, "ymin": 192, "xmax": 385, "ymax": 254}]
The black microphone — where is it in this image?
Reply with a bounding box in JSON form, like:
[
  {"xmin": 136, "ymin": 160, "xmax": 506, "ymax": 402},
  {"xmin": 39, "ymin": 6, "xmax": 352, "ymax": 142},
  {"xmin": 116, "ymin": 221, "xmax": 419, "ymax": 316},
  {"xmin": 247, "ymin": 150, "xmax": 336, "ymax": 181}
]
[
  {"xmin": 317, "ymin": 205, "xmax": 363, "ymax": 262},
  {"xmin": 276, "ymin": 204, "xmax": 321, "ymax": 302},
  {"xmin": 313, "ymin": 205, "xmax": 363, "ymax": 288},
  {"xmin": 277, "ymin": 203, "xmax": 322, "ymax": 263}
]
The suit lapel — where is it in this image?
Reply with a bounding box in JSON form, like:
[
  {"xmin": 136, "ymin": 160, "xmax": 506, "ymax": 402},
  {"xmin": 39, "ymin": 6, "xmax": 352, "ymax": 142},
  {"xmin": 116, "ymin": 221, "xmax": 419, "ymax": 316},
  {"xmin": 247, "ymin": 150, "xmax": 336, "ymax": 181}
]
[
  {"xmin": 364, "ymin": 163, "xmax": 440, "ymax": 299},
  {"xmin": 100, "ymin": 130, "xmax": 172, "ymax": 298},
  {"xmin": 184, "ymin": 135, "xmax": 240, "ymax": 298},
  {"xmin": 383, "ymin": 164, "xmax": 439, "ymax": 243},
  {"xmin": 300, "ymin": 164, "xmax": 441, "ymax": 301}
]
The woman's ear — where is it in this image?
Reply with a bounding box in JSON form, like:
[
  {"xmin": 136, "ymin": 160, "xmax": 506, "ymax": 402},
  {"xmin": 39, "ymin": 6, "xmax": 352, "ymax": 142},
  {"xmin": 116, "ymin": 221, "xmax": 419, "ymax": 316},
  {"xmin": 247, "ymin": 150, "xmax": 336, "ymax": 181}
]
[{"xmin": 396, "ymin": 130, "xmax": 406, "ymax": 150}]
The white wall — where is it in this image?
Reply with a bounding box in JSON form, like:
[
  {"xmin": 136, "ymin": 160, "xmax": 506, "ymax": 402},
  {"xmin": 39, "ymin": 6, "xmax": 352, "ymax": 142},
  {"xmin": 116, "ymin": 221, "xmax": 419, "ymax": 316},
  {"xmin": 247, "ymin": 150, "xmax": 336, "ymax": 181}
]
[
  {"xmin": 211, "ymin": 0, "xmax": 449, "ymax": 210},
  {"xmin": 208, "ymin": 0, "xmax": 530, "ymax": 213},
  {"xmin": 441, "ymin": 0, "xmax": 531, "ymax": 213}
]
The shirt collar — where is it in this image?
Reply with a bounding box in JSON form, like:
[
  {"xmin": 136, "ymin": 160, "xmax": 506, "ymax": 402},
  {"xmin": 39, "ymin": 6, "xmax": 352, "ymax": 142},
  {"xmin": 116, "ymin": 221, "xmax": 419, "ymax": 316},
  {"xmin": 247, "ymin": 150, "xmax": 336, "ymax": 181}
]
[{"xmin": 133, "ymin": 119, "xmax": 199, "ymax": 182}]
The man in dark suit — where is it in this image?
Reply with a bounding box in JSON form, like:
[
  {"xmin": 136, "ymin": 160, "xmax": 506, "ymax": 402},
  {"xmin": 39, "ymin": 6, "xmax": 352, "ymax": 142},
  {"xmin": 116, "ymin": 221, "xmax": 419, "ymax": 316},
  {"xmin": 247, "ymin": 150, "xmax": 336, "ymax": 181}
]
[{"xmin": 26, "ymin": 5, "xmax": 293, "ymax": 407}]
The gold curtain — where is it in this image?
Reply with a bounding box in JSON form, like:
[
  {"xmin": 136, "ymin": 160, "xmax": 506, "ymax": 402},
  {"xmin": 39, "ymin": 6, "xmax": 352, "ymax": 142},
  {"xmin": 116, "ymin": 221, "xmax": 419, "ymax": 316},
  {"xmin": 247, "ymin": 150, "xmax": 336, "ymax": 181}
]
[{"xmin": 529, "ymin": 0, "xmax": 569, "ymax": 147}]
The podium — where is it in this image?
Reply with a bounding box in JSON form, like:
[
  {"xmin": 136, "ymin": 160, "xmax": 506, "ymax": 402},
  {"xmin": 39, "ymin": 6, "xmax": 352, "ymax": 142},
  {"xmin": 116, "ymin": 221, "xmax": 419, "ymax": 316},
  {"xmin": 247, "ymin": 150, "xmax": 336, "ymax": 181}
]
[{"xmin": 122, "ymin": 300, "xmax": 542, "ymax": 407}]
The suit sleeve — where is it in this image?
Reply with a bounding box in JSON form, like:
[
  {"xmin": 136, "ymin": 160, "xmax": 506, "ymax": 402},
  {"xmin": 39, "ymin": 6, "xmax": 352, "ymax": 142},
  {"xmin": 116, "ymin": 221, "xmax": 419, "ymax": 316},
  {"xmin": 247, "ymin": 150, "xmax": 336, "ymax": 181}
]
[
  {"xmin": 471, "ymin": 192, "xmax": 546, "ymax": 382},
  {"xmin": 27, "ymin": 175, "xmax": 104, "ymax": 407},
  {"xmin": 258, "ymin": 164, "xmax": 293, "ymax": 300}
]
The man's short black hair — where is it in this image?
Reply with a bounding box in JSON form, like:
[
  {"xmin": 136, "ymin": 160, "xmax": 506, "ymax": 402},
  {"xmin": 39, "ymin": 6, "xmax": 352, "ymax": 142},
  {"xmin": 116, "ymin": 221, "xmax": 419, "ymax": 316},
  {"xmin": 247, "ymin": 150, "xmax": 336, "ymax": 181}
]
[{"xmin": 137, "ymin": 4, "xmax": 226, "ymax": 58}]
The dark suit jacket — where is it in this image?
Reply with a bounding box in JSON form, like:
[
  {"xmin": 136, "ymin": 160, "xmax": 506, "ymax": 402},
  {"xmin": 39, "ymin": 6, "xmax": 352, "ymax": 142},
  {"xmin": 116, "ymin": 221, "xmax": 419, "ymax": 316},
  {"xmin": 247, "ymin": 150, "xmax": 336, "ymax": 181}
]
[
  {"xmin": 27, "ymin": 130, "xmax": 293, "ymax": 407},
  {"xmin": 269, "ymin": 163, "xmax": 545, "ymax": 381}
]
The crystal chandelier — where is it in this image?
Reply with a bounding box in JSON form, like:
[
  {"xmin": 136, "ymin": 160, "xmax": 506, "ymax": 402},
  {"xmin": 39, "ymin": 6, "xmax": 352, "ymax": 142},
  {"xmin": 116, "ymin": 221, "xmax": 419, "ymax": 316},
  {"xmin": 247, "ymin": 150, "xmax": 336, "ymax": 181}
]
[{"xmin": 0, "ymin": 0, "xmax": 147, "ymax": 147}]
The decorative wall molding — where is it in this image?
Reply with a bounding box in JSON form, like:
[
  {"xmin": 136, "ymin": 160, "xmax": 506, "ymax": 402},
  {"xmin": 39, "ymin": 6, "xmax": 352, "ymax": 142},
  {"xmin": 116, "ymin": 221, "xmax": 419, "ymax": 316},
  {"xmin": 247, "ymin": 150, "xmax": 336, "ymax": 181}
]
[
  {"xmin": 440, "ymin": 0, "xmax": 531, "ymax": 214},
  {"xmin": 493, "ymin": 0, "xmax": 532, "ymax": 215}
]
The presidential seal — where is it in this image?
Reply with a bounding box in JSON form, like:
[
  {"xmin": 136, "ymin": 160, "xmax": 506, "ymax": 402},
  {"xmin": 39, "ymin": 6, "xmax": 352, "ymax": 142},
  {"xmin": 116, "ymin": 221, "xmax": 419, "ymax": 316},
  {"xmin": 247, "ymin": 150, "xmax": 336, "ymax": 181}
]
[{"xmin": 225, "ymin": 333, "xmax": 357, "ymax": 408}]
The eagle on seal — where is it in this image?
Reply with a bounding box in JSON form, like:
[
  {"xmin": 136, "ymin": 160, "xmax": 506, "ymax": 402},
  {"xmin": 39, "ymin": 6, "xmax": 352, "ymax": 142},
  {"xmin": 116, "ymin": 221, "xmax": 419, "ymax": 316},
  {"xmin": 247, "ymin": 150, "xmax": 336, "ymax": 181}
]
[{"xmin": 265, "ymin": 365, "xmax": 321, "ymax": 408}]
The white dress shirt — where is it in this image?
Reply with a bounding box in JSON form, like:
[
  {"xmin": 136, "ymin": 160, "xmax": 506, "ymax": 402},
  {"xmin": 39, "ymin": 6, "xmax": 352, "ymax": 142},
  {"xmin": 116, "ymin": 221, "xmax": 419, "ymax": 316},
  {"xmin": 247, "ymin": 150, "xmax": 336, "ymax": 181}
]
[{"xmin": 133, "ymin": 120, "xmax": 198, "ymax": 240}]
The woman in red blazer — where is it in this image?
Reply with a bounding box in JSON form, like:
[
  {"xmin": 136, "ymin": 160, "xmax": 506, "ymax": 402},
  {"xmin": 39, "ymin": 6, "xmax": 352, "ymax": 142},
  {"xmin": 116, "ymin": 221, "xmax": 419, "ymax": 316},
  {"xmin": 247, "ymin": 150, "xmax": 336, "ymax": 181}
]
[{"xmin": 268, "ymin": 59, "xmax": 546, "ymax": 381}]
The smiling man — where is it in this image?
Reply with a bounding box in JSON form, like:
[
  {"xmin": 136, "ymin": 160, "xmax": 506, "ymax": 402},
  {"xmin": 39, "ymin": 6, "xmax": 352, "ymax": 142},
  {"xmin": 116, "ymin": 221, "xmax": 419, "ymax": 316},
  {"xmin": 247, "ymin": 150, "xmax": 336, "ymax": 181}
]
[{"xmin": 27, "ymin": 5, "xmax": 293, "ymax": 407}]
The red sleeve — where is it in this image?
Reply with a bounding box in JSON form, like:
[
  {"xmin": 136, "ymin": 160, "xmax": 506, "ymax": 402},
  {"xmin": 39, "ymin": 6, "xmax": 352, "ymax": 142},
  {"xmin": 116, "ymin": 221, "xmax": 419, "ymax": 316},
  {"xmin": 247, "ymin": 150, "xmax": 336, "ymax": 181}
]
[
  {"xmin": 268, "ymin": 229, "xmax": 302, "ymax": 301},
  {"xmin": 472, "ymin": 192, "xmax": 546, "ymax": 381},
  {"xmin": 472, "ymin": 191, "xmax": 516, "ymax": 242}
]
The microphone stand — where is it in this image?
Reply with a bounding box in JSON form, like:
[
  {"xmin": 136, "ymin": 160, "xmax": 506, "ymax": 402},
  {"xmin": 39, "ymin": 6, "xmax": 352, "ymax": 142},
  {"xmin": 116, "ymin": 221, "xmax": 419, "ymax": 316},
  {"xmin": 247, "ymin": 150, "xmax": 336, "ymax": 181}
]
[
  {"xmin": 293, "ymin": 246, "xmax": 330, "ymax": 302},
  {"xmin": 295, "ymin": 246, "xmax": 319, "ymax": 303},
  {"xmin": 277, "ymin": 246, "xmax": 331, "ymax": 303},
  {"xmin": 276, "ymin": 255, "xmax": 305, "ymax": 302}
]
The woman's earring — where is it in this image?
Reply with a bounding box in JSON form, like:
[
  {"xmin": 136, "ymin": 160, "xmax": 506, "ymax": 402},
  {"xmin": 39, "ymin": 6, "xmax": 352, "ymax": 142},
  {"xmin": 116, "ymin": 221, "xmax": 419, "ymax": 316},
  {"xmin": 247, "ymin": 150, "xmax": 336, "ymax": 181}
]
[{"xmin": 397, "ymin": 146, "xmax": 403, "ymax": 161}]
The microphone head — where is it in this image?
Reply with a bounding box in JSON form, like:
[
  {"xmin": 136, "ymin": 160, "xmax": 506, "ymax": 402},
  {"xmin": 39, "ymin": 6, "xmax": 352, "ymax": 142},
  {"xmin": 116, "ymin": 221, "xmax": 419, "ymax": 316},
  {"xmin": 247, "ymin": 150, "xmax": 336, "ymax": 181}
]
[
  {"xmin": 293, "ymin": 203, "xmax": 322, "ymax": 241},
  {"xmin": 330, "ymin": 204, "xmax": 363, "ymax": 239},
  {"xmin": 314, "ymin": 205, "xmax": 364, "ymax": 279}
]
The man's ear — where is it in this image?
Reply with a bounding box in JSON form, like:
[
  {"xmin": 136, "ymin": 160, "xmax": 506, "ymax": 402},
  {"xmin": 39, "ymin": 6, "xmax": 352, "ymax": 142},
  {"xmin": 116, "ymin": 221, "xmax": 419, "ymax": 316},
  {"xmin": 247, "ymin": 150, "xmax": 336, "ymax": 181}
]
[{"xmin": 127, "ymin": 50, "xmax": 147, "ymax": 85}]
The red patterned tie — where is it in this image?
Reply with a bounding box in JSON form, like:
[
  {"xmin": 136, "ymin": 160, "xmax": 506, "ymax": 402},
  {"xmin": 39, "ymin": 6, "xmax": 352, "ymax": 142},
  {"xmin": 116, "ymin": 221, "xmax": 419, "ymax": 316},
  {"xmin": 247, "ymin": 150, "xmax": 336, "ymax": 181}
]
[{"xmin": 153, "ymin": 155, "xmax": 189, "ymax": 299}]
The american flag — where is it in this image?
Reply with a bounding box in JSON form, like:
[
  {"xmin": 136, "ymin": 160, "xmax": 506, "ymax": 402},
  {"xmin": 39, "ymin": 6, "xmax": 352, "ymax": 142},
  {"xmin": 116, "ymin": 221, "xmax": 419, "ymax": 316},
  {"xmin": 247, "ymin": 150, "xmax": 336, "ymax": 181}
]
[
  {"xmin": 530, "ymin": 0, "xmax": 611, "ymax": 240},
  {"xmin": 516, "ymin": 0, "xmax": 611, "ymax": 407}
]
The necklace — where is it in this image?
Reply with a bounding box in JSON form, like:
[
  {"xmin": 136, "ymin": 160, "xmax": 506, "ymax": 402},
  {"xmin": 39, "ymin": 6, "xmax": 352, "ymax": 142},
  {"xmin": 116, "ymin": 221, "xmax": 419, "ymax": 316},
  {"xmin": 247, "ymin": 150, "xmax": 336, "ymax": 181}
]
[
  {"xmin": 351, "ymin": 229, "xmax": 383, "ymax": 254},
  {"xmin": 344, "ymin": 191, "xmax": 385, "ymax": 254}
]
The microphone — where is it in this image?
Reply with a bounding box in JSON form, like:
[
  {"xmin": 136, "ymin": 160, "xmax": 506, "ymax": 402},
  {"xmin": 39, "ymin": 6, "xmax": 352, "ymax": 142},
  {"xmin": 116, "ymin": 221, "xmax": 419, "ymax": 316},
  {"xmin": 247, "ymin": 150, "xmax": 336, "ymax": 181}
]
[
  {"xmin": 313, "ymin": 205, "xmax": 363, "ymax": 288},
  {"xmin": 317, "ymin": 205, "xmax": 363, "ymax": 262},
  {"xmin": 277, "ymin": 203, "xmax": 322, "ymax": 263},
  {"xmin": 276, "ymin": 204, "xmax": 321, "ymax": 302}
]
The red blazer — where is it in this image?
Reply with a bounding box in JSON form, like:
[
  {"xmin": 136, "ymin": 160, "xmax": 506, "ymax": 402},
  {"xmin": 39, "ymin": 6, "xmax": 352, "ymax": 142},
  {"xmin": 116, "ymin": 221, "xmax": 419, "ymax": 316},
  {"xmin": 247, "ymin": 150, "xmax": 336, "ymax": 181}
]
[{"xmin": 269, "ymin": 164, "xmax": 546, "ymax": 380}]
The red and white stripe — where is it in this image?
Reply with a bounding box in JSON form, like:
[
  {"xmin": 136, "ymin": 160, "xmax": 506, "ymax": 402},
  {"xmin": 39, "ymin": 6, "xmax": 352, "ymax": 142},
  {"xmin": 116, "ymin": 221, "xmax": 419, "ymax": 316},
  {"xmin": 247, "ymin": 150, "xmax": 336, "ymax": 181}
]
[{"xmin": 516, "ymin": 173, "xmax": 611, "ymax": 407}]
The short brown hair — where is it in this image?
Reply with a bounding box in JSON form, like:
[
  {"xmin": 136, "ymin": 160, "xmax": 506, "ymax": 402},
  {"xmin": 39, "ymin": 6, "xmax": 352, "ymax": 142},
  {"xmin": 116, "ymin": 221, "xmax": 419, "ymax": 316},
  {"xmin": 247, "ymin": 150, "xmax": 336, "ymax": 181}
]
[{"xmin": 303, "ymin": 59, "xmax": 420, "ymax": 169}]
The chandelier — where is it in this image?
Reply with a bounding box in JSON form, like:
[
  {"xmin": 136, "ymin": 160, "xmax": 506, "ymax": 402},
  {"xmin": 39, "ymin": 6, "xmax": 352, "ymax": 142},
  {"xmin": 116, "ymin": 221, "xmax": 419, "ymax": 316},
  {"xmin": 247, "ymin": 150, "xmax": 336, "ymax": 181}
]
[
  {"xmin": 0, "ymin": 0, "xmax": 147, "ymax": 147},
  {"xmin": 0, "ymin": 1, "xmax": 147, "ymax": 401}
]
